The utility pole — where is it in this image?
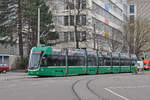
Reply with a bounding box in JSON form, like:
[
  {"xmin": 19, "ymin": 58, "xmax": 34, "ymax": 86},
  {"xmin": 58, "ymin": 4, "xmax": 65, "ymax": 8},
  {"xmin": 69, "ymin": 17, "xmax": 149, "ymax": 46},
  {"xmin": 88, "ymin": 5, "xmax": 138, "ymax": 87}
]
[
  {"xmin": 93, "ymin": 24, "xmax": 96, "ymax": 50},
  {"xmin": 37, "ymin": 7, "xmax": 40, "ymax": 46}
]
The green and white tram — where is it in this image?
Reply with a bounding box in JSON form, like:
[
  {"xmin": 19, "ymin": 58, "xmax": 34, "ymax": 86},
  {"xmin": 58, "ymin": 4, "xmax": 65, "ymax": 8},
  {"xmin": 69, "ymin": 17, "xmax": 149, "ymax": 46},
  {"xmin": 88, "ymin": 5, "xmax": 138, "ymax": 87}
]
[{"xmin": 28, "ymin": 46, "xmax": 137, "ymax": 76}]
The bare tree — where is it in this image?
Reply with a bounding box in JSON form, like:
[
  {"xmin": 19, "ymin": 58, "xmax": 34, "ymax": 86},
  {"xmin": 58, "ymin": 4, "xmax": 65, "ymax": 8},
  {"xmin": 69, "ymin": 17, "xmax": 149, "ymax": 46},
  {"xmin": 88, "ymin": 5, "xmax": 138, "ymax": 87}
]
[
  {"xmin": 107, "ymin": 32, "xmax": 123, "ymax": 52},
  {"xmin": 62, "ymin": 0, "xmax": 90, "ymax": 49},
  {"xmin": 73, "ymin": 0, "xmax": 88, "ymax": 49},
  {"xmin": 123, "ymin": 18, "xmax": 150, "ymax": 57},
  {"xmin": 48, "ymin": 0, "xmax": 97, "ymax": 49}
]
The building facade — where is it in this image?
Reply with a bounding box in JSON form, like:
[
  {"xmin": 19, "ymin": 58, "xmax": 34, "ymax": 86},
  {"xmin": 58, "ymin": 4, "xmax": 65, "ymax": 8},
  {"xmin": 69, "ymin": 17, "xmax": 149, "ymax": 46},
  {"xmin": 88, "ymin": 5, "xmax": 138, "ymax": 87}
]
[
  {"xmin": 128, "ymin": 0, "xmax": 150, "ymax": 21},
  {"xmin": 0, "ymin": 43, "xmax": 24, "ymax": 70},
  {"xmin": 46, "ymin": 0, "xmax": 128, "ymax": 52},
  {"xmin": 128, "ymin": 0, "xmax": 150, "ymax": 58}
]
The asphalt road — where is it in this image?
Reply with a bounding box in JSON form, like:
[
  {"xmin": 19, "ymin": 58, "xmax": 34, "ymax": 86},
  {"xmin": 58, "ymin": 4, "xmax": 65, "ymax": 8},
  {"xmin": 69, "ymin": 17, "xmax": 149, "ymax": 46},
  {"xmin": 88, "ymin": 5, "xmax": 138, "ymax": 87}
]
[{"xmin": 0, "ymin": 72, "xmax": 150, "ymax": 100}]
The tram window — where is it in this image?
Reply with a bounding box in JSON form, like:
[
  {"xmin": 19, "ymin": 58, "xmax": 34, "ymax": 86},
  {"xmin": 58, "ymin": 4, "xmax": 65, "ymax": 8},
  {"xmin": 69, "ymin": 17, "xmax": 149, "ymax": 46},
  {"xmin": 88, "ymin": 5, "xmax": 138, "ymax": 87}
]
[
  {"xmin": 124, "ymin": 59, "xmax": 132, "ymax": 66},
  {"xmin": 128, "ymin": 60, "xmax": 131, "ymax": 66},
  {"xmin": 131, "ymin": 60, "xmax": 135, "ymax": 66},
  {"xmin": 121, "ymin": 59, "xmax": 130, "ymax": 66},
  {"xmin": 112, "ymin": 58, "xmax": 120, "ymax": 66},
  {"xmin": 124, "ymin": 61, "xmax": 126, "ymax": 66},
  {"xmin": 113, "ymin": 60, "xmax": 120, "ymax": 66},
  {"xmin": 113, "ymin": 60, "xmax": 115, "ymax": 66},
  {"xmin": 104, "ymin": 57, "xmax": 111, "ymax": 66},
  {"xmin": 126, "ymin": 60, "xmax": 130, "ymax": 66},
  {"xmin": 46, "ymin": 55, "xmax": 66, "ymax": 66},
  {"xmin": 124, "ymin": 60, "xmax": 127, "ymax": 66},
  {"xmin": 68, "ymin": 56, "xmax": 85, "ymax": 66},
  {"xmin": 98, "ymin": 57, "xmax": 104, "ymax": 66},
  {"xmin": 117, "ymin": 60, "xmax": 120, "ymax": 66},
  {"xmin": 122, "ymin": 59, "xmax": 126, "ymax": 66},
  {"xmin": 88, "ymin": 56, "xmax": 97, "ymax": 66},
  {"xmin": 121, "ymin": 59, "xmax": 125, "ymax": 66},
  {"xmin": 40, "ymin": 56, "xmax": 47, "ymax": 67}
]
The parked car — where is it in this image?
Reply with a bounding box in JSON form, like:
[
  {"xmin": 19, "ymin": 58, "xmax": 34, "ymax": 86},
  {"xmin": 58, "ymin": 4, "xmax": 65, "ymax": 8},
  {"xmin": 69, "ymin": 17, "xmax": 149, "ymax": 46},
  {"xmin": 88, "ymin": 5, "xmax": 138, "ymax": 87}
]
[{"xmin": 0, "ymin": 64, "xmax": 9, "ymax": 73}]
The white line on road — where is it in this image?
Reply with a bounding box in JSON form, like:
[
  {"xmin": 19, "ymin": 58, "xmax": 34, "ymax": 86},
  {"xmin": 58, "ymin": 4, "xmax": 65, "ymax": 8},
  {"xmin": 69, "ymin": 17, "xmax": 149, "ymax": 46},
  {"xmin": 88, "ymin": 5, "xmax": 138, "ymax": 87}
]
[
  {"xmin": 104, "ymin": 88, "xmax": 129, "ymax": 100},
  {"xmin": 109, "ymin": 85, "xmax": 150, "ymax": 89}
]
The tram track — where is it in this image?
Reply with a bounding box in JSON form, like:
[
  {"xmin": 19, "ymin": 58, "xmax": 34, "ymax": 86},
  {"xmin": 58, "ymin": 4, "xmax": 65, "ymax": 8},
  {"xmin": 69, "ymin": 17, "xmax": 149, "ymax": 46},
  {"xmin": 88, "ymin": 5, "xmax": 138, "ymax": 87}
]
[
  {"xmin": 72, "ymin": 79, "xmax": 83, "ymax": 100},
  {"xmin": 87, "ymin": 78, "xmax": 101, "ymax": 99},
  {"xmin": 72, "ymin": 77, "xmax": 102, "ymax": 100}
]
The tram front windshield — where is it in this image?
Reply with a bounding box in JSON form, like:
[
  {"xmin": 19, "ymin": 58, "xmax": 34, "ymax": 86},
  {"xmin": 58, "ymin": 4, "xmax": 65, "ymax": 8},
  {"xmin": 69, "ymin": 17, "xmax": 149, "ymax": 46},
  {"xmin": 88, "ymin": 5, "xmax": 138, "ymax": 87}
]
[{"xmin": 28, "ymin": 51, "xmax": 42, "ymax": 70}]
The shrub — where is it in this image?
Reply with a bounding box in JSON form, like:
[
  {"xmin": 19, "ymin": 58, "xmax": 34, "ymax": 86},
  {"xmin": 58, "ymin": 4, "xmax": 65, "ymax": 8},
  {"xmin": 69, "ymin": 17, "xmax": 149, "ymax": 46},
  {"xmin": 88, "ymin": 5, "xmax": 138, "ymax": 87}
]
[{"xmin": 13, "ymin": 57, "xmax": 29, "ymax": 69}]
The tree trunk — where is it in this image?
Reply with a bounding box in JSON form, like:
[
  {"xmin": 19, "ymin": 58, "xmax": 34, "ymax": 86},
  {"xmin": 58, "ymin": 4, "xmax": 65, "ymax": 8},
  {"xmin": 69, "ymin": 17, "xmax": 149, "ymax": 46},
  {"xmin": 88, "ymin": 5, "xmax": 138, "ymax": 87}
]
[
  {"xmin": 74, "ymin": 0, "xmax": 81, "ymax": 49},
  {"xmin": 75, "ymin": 25, "xmax": 79, "ymax": 49},
  {"xmin": 18, "ymin": 0, "xmax": 23, "ymax": 60}
]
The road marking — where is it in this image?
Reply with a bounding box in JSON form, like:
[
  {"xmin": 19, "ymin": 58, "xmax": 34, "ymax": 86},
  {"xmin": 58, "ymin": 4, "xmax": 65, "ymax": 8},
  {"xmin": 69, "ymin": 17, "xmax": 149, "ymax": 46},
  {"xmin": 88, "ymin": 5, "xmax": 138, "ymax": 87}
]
[
  {"xmin": 0, "ymin": 77, "xmax": 8, "ymax": 81},
  {"xmin": 109, "ymin": 85, "xmax": 150, "ymax": 89},
  {"xmin": 104, "ymin": 88, "xmax": 129, "ymax": 100}
]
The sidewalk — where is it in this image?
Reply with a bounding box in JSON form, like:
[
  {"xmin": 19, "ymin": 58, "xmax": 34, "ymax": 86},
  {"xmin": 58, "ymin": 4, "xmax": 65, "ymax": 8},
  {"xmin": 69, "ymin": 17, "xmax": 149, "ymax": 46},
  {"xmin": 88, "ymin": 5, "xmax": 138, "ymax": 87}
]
[
  {"xmin": 0, "ymin": 72, "xmax": 29, "ymax": 81},
  {"xmin": 10, "ymin": 69, "xmax": 26, "ymax": 73}
]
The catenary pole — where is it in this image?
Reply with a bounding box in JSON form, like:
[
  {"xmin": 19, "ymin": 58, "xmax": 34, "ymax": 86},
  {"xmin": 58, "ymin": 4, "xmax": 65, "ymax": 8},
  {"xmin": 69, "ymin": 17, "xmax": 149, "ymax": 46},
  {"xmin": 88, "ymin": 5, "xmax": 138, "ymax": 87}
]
[{"xmin": 37, "ymin": 7, "xmax": 40, "ymax": 46}]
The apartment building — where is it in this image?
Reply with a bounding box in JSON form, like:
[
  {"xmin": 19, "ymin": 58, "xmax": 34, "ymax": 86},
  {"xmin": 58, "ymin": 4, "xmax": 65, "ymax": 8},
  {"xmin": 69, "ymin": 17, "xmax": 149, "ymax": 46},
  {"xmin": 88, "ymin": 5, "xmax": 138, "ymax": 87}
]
[
  {"xmin": 47, "ymin": 0, "xmax": 128, "ymax": 52},
  {"xmin": 128, "ymin": 0, "xmax": 150, "ymax": 21},
  {"xmin": 128, "ymin": 0, "xmax": 150, "ymax": 58}
]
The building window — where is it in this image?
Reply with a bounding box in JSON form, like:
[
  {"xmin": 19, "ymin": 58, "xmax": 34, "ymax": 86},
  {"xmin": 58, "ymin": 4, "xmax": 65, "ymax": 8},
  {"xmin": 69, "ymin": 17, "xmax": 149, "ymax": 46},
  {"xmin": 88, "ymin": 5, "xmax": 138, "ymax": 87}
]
[
  {"xmin": 130, "ymin": 5, "xmax": 134, "ymax": 13},
  {"xmin": 70, "ymin": 15, "xmax": 74, "ymax": 25},
  {"xmin": 65, "ymin": 0, "xmax": 86, "ymax": 10},
  {"xmin": 130, "ymin": 15, "xmax": 134, "ymax": 23},
  {"xmin": 80, "ymin": 31, "xmax": 86, "ymax": 41},
  {"xmin": 76, "ymin": 0, "xmax": 86, "ymax": 9},
  {"xmin": 64, "ymin": 32, "xmax": 69, "ymax": 42},
  {"xmin": 64, "ymin": 16, "xmax": 69, "ymax": 26},
  {"xmin": 76, "ymin": 0, "xmax": 80, "ymax": 9},
  {"xmin": 76, "ymin": 15, "xmax": 80, "ymax": 25},
  {"xmin": 70, "ymin": 32, "xmax": 75, "ymax": 42},
  {"xmin": 82, "ymin": 0, "xmax": 86, "ymax": 9},
  {"xmin": 76, "ymin": 15, "xmax": 86, "ymax": 25},
  {"xmin": 64, "ymin": 15, "xmax": 86, "ymax": 26},
  {"xmin": 64, "ymin": 15, "xmax": 74, "ymax": 26},
  {"xmin": 65, "ymin": 0, "xmax": 74, "ymax": 9},
  {"xmin": 81, "ymin": 15, "xmax": 86, "ymax": 25}
]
